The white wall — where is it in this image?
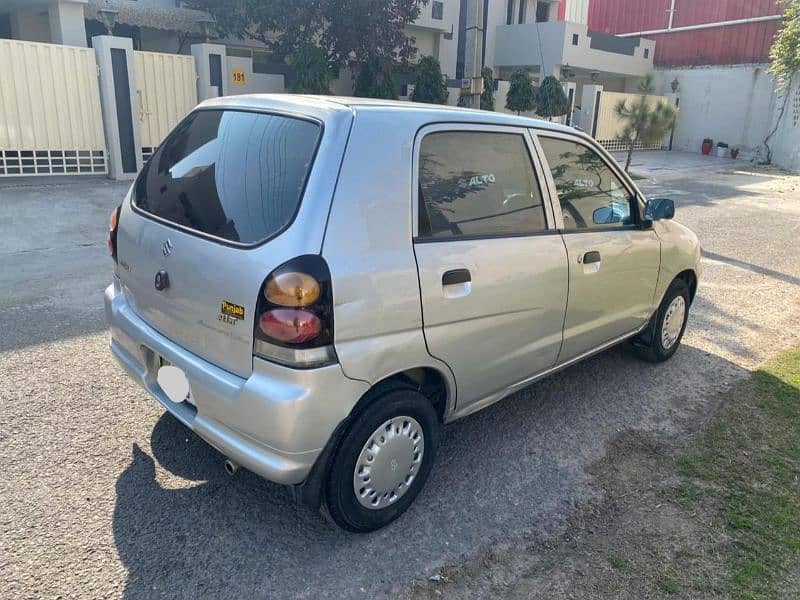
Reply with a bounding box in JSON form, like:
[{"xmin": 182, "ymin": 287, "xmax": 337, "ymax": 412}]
[
  {"xmin": 409, "ymin": 28, "xmax": 437, "ymax": 60},
  {"xmin": 48, "ymin": 1, "xmax": 87, "ymax": 47},
  {"xmin": 226, "ymin": 55, "xmax": 285, "ymax": 95},
  {"xmin": 483, "ymin": 0, "xmax": 512, "ymax": 76},
  {"xmin": 770, "ymin": 78, "xmax": 800, "ymax": 172},
  {"xmin": 10, "ymin": 9, "xmax": 51, "ymax": 43},
  {"xmin": 653, "ymin": 64, "xmax": 776, "ymax": 157},
  {"xmin": 565, "ymin": 0, "xmax": 590, "ymax": 24},
  {"xmin": 407, "ymin": 0, "xmax": 459, "ymax": 78}
]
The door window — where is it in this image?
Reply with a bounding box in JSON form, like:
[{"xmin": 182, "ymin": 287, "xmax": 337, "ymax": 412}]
[
  {"xmin": 418, "ymin": 131, "xmax": 547, "ymax": 239},
  {"xmin": 538, "ymin": 137, "xmax": 635, "ymax": 231}
]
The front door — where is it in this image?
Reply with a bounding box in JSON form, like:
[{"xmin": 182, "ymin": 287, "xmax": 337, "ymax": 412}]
[
  {"xmin": 535, "ymin": 133, "xmax": 661, "ymax": 362},
  {"xmin": 413, "ymin": 126, "xmax": 569, "ymax": 410}
]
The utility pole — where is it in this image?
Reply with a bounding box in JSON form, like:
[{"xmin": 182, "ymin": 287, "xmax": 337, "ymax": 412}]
[{"xmin": 461, "ymin": 0, "xmax": 484, "ymax": 108}]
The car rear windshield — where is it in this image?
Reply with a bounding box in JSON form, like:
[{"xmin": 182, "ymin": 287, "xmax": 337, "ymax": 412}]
[{"xmin": 132, "ymin": 109, "xmax": 321, "ymax": 245}]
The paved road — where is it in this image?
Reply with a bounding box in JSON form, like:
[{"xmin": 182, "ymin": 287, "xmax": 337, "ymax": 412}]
[{"xmin": 2, "ymin": 155, "xmax": 799, "ymax": 599}]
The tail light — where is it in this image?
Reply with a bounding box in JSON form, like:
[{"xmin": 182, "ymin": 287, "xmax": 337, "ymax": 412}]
[
  {"xmin": 253, "ymin": 255, "xmax": 336, "ymax": 368},
  {"xmin": 108, "ymin": 205, "xmax": 121, "ymax": 261}
]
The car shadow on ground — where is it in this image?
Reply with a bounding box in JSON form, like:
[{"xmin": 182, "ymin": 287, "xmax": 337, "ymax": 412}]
[
  {"xmin": 702, "ymin": 250, "xmax": 800, "ymax": 287},
  {"xmin": 113, "ymin": 344, "xmax": 748, "ymax": 599}
]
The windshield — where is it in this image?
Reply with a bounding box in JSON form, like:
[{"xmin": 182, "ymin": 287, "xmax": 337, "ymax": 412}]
[{"xmin": 132, "ymin": 109, "xmax": 321, "ymax": 245}]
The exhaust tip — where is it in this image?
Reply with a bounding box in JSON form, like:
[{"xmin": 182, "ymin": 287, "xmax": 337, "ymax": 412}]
[{"xmin": 224, "ymin": 458, "xmax": 239, "ymax": 476}]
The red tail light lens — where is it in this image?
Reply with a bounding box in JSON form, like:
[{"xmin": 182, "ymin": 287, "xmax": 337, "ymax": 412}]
[
  {"xmin": 108, "ymin": 205, "xmax": 121, "ymax": 260},
  {"xmin": 259, "ymin": 309, "xmax": 321, "ymax": 343},
  {"xmin": 253, "ymin": 255, "xmax": 335, "ymax": 367}
]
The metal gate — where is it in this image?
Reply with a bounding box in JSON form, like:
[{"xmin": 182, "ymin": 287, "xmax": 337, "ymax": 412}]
[
  {"xmin": 133, "ymin": 50, "xmax": 197, "ymax": 161},
  {"xmin": 594, "ymin": 90, "xmax": 671, "ymax": 152},
  {"xmin": 0, "ymin": 40, "xmax": 106, "ymax": 177}
]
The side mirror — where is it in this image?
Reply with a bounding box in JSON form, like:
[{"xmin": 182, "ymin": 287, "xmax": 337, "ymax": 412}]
[
  {"xmin": 593, "ymin": 202, "xmax": 630, "ymax": 225},
  {"xmin": 645, "ymin": 198, "xmax": 675, "ymax": 221}
]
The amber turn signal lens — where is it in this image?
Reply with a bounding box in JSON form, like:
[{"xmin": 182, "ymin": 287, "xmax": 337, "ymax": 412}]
[
  {"xmin": 108, "ymin": 206, "xmax": 120, "ymax": 257},
  {"xmin": 265, "ymin": 272, "xmax": 321, "ymax": 307}
]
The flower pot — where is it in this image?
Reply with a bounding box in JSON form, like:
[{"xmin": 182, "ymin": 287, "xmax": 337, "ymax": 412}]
[
  {"xmin": 730, "ymin": 149, "xmax": 739, "ymax": 159},
  {"xmin": 701, "ymin": 142, "xmax": 712, "ymax": 155}
]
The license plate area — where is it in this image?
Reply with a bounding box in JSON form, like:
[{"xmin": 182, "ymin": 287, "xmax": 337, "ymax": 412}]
[{"xmin": 157, "ymin": 358, "xmax": 195, "ymax": 406}]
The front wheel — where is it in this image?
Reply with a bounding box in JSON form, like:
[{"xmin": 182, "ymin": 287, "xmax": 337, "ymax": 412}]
[
  {"xmin": 633, "ymin": 278, "xmax": 690, "ymax": 363},
  {"xmin": 324, "ymin": 387, "xmax": 439, "ymax": 532}
]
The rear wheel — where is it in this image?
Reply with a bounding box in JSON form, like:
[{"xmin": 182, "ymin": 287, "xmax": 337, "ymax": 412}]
[
  {"xmin": 324, "ymin": 387, "xmax": 439, "ymax": 532},
  {"xmin": 634, "ymin": 278, "xmax": 690, "ymax": 363}
]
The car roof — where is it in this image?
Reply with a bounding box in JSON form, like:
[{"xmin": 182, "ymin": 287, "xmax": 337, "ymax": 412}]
[{"xmin": 198, "ymin": 93, "xmax": 579, "ymax": 135}]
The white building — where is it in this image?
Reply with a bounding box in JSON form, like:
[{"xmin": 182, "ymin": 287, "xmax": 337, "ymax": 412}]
[{"xmin": 0, "ymin": 0, "xmax": 652, "ymax": 98}]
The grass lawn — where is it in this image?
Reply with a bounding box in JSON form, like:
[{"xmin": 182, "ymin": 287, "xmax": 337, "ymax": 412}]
[
  {"xmin": 678, "ymin": 349, "xmax": 800, "ymax": 598},
  {"xmin": 409, "ymin": 349, "xmax": 800, "ymax": 599}
]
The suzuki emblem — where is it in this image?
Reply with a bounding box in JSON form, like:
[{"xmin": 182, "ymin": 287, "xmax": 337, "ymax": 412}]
[{"xmin": 162, "ymin": 238, "xmax": 173, "ymax": 256}]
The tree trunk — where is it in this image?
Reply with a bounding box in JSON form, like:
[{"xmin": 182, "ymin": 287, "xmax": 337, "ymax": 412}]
[
  {"xmin": 763, "ymin": 72, "xmax": 795, "ymax": 164},
  {"xmin": 625, "ymin": 139, "xmax": 634, "ymax": 172}
]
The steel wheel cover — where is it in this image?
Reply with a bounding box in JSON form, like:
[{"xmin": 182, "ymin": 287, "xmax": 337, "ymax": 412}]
[
  {"xmin": 662, "ymin": 295, "xmax": 686, "ymax": 350},
  {"xmin": 353, "ymin": 416, "xmax": 424, "ymax": 510}
]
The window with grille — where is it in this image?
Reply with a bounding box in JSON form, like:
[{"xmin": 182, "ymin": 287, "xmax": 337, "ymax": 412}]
[{"xmin": 432, "ymin": 1, "xmax": 444, "ymax": 20}]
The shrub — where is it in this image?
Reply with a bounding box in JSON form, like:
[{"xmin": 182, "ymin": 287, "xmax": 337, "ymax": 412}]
[
  {"xmin": 354, "ymin": 57, "xmax": 397, "ymax": 99},
  {"xmin": 480, "ymin": 67, "xmax": 495, "ymax": 111},
  {"xmin": 411, "ymin": 56, "xmax": 448, "ymax": 104},
  {"xmin": 505, "ymin": 69, "xmax": 536, "ymax": 115},
  {"xmin": 536, "ymin": 75, "xmax": 570, "ymax": 120},
  {"xmin": 286, "ymin": 43, "xmax": 332, "ymax": 94}
]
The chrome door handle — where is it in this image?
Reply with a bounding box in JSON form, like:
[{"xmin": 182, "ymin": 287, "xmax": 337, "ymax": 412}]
[
  {"xmin": 581, "ymin": 251, "xmax": 601, "ymax": 264},
  {"xmin": 442, "ymin": 269, "xmax": 471, "ymax": 286}
]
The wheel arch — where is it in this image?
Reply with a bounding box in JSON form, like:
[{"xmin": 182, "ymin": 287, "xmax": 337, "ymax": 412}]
[
  {"xmin": 350, "ymin": 366, "xmax": 453, "ymax": 424},
  {"xmin": 292, "ymin": 364, "xmax": 453, "ymax": 510},
  {"xmin": 675, "ymin": 269, "xmax": 698, "ymax": 304}
]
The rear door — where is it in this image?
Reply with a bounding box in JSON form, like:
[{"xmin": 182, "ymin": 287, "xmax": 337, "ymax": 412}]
[
  {"xmin": 115, "ymin": 108, "xmax": 323, "ymax": 378},
  {"xmin": 533, "ymin": 132, "xmax": 661, "ymax": 362},
  {"xmin": 413, "ymin": 124, "xmax": 569, "ymax": 411}
]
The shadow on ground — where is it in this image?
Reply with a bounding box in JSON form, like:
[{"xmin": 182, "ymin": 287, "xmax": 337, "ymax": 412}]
[{"xmin": 113, "ymin": 344, "xmax": 748, "ymax": 599}]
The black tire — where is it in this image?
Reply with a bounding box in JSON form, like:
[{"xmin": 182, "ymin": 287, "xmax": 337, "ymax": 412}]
[
  {"xmin": 324, "ymin": 387, "xmax": 439, "ymax": 532},
  {"xmin": 633, "ymin": 278, "xmax": 690, "ymax": 363}
]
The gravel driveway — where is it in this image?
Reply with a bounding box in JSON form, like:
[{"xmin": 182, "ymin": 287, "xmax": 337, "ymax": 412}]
[{"xmin": 2, "ymin": 155, "xmax": 799, "ymax": 599}]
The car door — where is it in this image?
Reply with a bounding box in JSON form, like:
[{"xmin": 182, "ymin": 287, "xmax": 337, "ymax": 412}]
[
  {"xmin": 412, "ymin": 124, "xmax": 569, "ymax": 412},
  {"xmin": 533, "ymin": 132, "xmax": 661, "ymax": 363}
]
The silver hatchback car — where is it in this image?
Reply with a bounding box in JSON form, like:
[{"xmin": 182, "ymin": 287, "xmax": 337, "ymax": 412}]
[{"xmin": 105, "ymin": 95, "xmax": 701, "ymax": 532}]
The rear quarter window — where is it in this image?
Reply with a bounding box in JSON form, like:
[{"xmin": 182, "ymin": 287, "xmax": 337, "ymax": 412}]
[{"xmin": 133, "ymin": 109, "xmax": 321, "ymax": 245}]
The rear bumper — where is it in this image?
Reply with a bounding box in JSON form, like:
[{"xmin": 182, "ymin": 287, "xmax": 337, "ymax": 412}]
[{"xmin": 104, "ymin": 278, "xmax": 368, "ymax": 485}]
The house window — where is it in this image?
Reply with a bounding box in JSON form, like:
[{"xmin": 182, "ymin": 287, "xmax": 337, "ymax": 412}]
[
  {"xmin": 536, "ymin": 1, "xmax": 550, "ymax": 22},
  {"xmin": 226, "ymin": 47, "xmax": 252, "ymax": 58},
  {"xmin": 0, "ymin": 13, "xmax": 11, "ymax": 39},
  {"xmin": 506, "ymin": 0, "xmax": 514, "ymax": 25},
  {"xmin": 572, "ymin": 33, "xmax": 579, "ymax": 46},
  {"xmin": 644, "ymin": 48, "xmax": 650, "ymax": 59},
  {"xmin": 432, "ymin": 1, "xmax": 444, "ymax": 20},
  {"xmin": 518, "ymin": 0, "xmax": 526, "ymax": 24}
]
